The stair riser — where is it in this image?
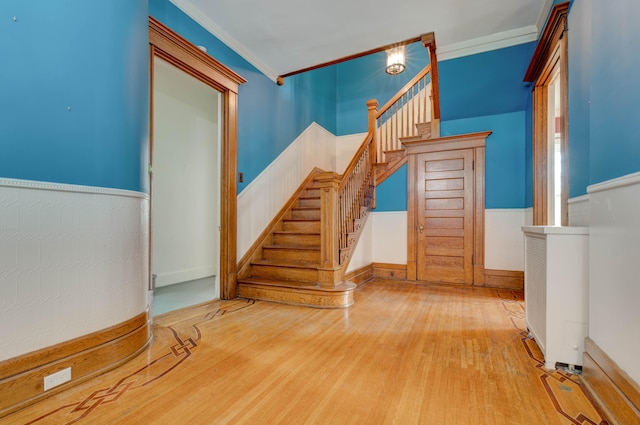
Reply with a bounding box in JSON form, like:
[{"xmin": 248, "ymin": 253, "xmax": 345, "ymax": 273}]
[
  {"xmin": 263, "ymin": 248, "xmax": 320, "ymax": 263},
  {"xmin": 283, "ymin": 220, "xmax": 321, "ymax": 232},
  {"xmin": 291, "ymin": 209, "xmax": 320, "ymax": 220},
  {"xmin": 305, "ymin": 188, "xmax": 320, "ymax": 197},
  {"xmin": 273, "ymin": 233, "xmax": 320, "ymax": 246},
  {"xmin": 251, "ymin": 265, "xmax": 318, "ymax": 282},
  {"xmin": 298, "ymin": 198, "xmax": 320, "ymax": 208}
]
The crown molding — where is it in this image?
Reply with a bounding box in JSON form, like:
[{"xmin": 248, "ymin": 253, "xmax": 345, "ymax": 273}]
[
  {"xmin": 437, "ymin": 25, "xmax": 538, "ymax": 62},
  {"xmin": 168, "ymin": 0, "xmax": 280, "ymax": 83}
]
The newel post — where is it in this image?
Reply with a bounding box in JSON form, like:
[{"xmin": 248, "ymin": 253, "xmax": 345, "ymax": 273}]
[
  {"xmin": 367, "ymin": 99, "xmax": 379, "ymax": 163},
  {"xmin": 316, "ymin": 171, "xmax": 342, "ymax": 288}
]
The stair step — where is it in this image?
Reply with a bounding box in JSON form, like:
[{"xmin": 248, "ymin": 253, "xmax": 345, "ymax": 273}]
[
  {"xmin": 273, "ymin": 231, "xmax": 320, "ymax": 246},
  {"xmin": 305, "ymin": 188, "xmax": 321, "ymax": 197},
  {"xmin": 291, "ymin": 207, "xmax": 320, "ymax": 220},
  {"xmin": 282, "ymin": 219, "xmax": 320, "ymax": 232},
  {"xmin": 250, "ymin": 260, "xmax": 319, "ymax": 282},
  {"xmin": 263, "ymin": 245, "xmax": 321, "ymax": 263},
  {"xmin": 237, "ymin": 277, "xmax": 356, "ymax": 308},
  {"xmin": 298, "ymin": 197, "xmax": 321, "ymax": 208}
]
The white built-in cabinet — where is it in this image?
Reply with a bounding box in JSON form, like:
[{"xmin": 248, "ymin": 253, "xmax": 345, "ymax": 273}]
[{"xmin": 522, "ymin": 226, "xmax": 589, "ymax": 370}]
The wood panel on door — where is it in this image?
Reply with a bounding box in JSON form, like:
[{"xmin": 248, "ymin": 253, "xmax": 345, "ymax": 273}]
[{"xmin": 417, "ymin": 149, "xmax": 474, "ymax": 283}]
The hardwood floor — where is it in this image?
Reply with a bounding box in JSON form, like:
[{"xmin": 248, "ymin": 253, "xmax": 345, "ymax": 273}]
[{"xmin": 2, "ymin": 279, "xmax": 606, "ymax": 424}]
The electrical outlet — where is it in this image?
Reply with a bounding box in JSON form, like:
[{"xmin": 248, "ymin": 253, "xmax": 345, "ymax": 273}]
[{"xmin": 44, "ymin": 367, "xmax": 72, "ymax": 391}]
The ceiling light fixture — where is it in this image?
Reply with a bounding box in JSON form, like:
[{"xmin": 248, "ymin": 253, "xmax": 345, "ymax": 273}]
[{"xmin": 385, "ymin": 46, "xmax": 406, "ymax": 75}]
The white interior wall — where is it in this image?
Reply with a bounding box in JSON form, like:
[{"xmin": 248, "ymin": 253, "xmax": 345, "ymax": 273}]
[
  {"xmin": 152, "ymin": 58, "xmax": 221, "ymax": 289},
  {"xmin": 485, "ymin": 209, "xmax": 526, "ymax": 271},
  {"xmin": 587, "ymin": 172, "xmax": 640, "ymax": 385},
  {"xmin": 0, "ymin": 180, "xmax": 148, "ymax": 362}
]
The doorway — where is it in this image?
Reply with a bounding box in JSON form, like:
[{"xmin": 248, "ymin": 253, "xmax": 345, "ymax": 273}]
[
  {"xmin": 415, "ymin": 149, "xmax": 474, "ymax": 283},
  {"xmin": 405, "ymin": 132, "xmax": 490, "ymax": 284},
  {"xmin": 151, "ymin": 57, "xmax": 222, "ymax": 315},
  {"xmin": 148, "ymin": 17, "xmax": 245, "ymax": 305}
]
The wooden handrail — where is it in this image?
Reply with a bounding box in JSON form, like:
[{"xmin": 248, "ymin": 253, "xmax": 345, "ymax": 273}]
[
  {"xmin": 339, "ymin": 133, "xmax": 373, "ymax": 191},
  {"xmin": 376, "ymin": 64, "xmax": 431, "ymax": 119}
]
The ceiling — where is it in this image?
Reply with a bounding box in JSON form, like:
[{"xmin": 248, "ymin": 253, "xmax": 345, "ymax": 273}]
[{"xmin": 169, "ymin": 0, "xmax": 553, "ymax": 82}]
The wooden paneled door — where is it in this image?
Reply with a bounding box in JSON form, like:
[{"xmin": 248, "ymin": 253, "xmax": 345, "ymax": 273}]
[
  {"xmin": 416, "ymin": 149, "xmax": 474, "ymax": 283},
  {"xmin": 404, "ymin": 131, "xmax": 490, "ymax": 285}
]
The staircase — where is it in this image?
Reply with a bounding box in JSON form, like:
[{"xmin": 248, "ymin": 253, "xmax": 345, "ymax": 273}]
[
  {"xmin": 236, "ymin": 34, "xmax": 441, "ymax": 308},
  {"xmin": 237, "ymin": 176, "xmax": 356, "ymax": 308}
]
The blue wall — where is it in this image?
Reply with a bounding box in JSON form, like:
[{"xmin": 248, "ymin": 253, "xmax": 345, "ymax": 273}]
[
  {"xmin": 439, "ymin": 43, "xmax": 535, "ymax": 121},
  {"xmin": 374, "ymin": 43, "xmax": 534, "ymax": 211},
  {"xmin": 1, "ymin": 0, "xmax": 149, "ymax": 192},
  {"xmin": 567, "ymin": 0, "xmax": 591, "ymax": 197},
  {"xmin": 150, "ymin": 0, "xmax": 337, "ymax": 192},
  {"xmin": 588, "ymin": 0, "xmax": 640, "ymax": 186},
  {"xmin": 442, "ymin": 112, "xmax": 526, "ymax": 209},
  {"xmin": 336, "ymin": 42, "xmax": 431, "ymax": 136}
]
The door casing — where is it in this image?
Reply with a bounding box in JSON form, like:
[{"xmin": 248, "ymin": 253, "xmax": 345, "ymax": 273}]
[
  {"xmin": 404, "ymin": 131, "xmax": 491, "ymax": 285},
  {"xmin": 149, "ymin": 17, "xmax": 246, "ymax": 299}
]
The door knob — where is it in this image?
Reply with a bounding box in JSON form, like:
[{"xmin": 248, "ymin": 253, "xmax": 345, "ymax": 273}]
[{"xmin": 419, "ymin": 225, "xmax": 424, "ymax": 233}]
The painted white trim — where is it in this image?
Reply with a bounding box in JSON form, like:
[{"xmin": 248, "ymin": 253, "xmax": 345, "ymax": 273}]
[
  {"xmin": 587, "ymin": 171, "xmax": 640, "ymax": 194},
  {"xmin": 438, "ymin": 26, "xmax": 539, "ymax": 62},
  {"xmin": 168, "ymin": 0, "xmax": 280, "ymax": 82},
  {"xmin": 568, "ymin": 194, "xmax": 590, "ymax": 227},
  {"xmin": 0, "ymin": 178, "xmax": 148, "ymax": 199},
  {"xmin": 568, "ymin": 194, "xmax": 590, "ymax": 204}
]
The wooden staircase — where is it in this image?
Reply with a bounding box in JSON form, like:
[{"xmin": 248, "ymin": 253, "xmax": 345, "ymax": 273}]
[
  {"xmin": 236, "ymin": 34, "xmax": 441, "ymax": 308},
  {"xmin": 238, "ymin": 176, "xmax": 356, "ymax": 308}
]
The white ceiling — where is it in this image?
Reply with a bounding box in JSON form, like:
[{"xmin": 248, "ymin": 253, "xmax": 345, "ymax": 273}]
[{"xmin": 169, "ymin": 0, "xmax": 552, "ymax": 82}]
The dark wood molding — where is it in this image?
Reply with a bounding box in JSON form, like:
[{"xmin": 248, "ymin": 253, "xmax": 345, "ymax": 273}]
[
  {"xmin": 149, "ymin": 17, "xmax": 245, "ymax": 91},
  {"xmin": 403, "ymin": 131, "xmax": 489, "ymax": 286},
  {"xmin": 0, "ymin": 313, "xmax": 150, "ymax": 417},
  {"xmin": 483, "ymin": 269, "xmax": 524, "ymax": 290},
  {"xmin": 277, "ymin": 33, "xmax": 434, "ymax": 83},
  {"xmin": 373, "ymin": 263, "xmax": 407, "ymax": 280},
  {"xmin": 343, "ymin": 264, "xmax": 374, "ymax": 286},
  {"xmin": 582, "ymin": 337, "xmax": 640, "ymax": 425},
  {"xmin": 149, "ymin": 16, "xmax": 245, "ymax": 300},
  {"xmin": 524, "ymin": 2, "xmax": 569, "ymax": 83}
]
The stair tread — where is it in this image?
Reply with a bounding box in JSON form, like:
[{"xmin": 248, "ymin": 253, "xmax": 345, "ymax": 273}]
[
  {"xmin": 251, "ymin": 259, "xmax": 320, "ymax": 268},
  {"xmin": 238, "ymin": 277, "xmax": 355, "ymax": 292},
  {"xmin": 273, "ymin": 230, "xmax": 320, "ymax": 235},
  {"xmin": 291, "ymin": 206, "xmax": 320, "ymax": 211},
  {"xmin": 283, "ymin": 218, "xmax": 320, "ymax": 222},
  {"xmin": 263, "ymin": 245, "xmax": 320, "ymax": 251}
]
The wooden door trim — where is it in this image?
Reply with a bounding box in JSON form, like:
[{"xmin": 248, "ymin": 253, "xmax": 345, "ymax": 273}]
[
  {"xmin": 149, "ymin": 17, "xmax": 245, "ymax": 300},
  {"xmin": 403, "ymin": 131, "xmax": 490, "ymax": 283}
]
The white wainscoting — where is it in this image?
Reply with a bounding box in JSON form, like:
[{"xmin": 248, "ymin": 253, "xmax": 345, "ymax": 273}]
[
  {"xmin": 568, "ymin": 194, "xmax": 590, "ymax": 226},
  {"xmin": 347, "ymin": 209, "xmax": 526, "ymax": 273},
  {"xmin": 237, "ymin": 123, "xmax": 336, "ymax": 259},
  {"xmin": 336, "ymin": 132, "xmax": 368, "ymax": 173},
  {"xmin": 0, "ymin": 179, "xmax": 149, "ymax": 362},
  {"xmin": 372, "ymin": 212, "xmax": 408, "ymax": 265},
  {"xmin": 587, "ymin": 172, "xmax": 640, "ymax": 385},
  {"xmin": 345, "ymin": 213, "xmax": 374, "ymax": 273},
  {"xmin": 485, "ymin": 209, "xmax": 527, "ymax": 271}
]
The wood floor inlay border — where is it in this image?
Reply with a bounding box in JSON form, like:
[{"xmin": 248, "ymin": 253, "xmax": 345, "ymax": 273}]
[
  {"xmin": 22, "ymin": 300, "xmax": 256, "ymax": 425},
  {"xmin": 3, "ymin": 282, "xmax": 606, "ymax": 424}
]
